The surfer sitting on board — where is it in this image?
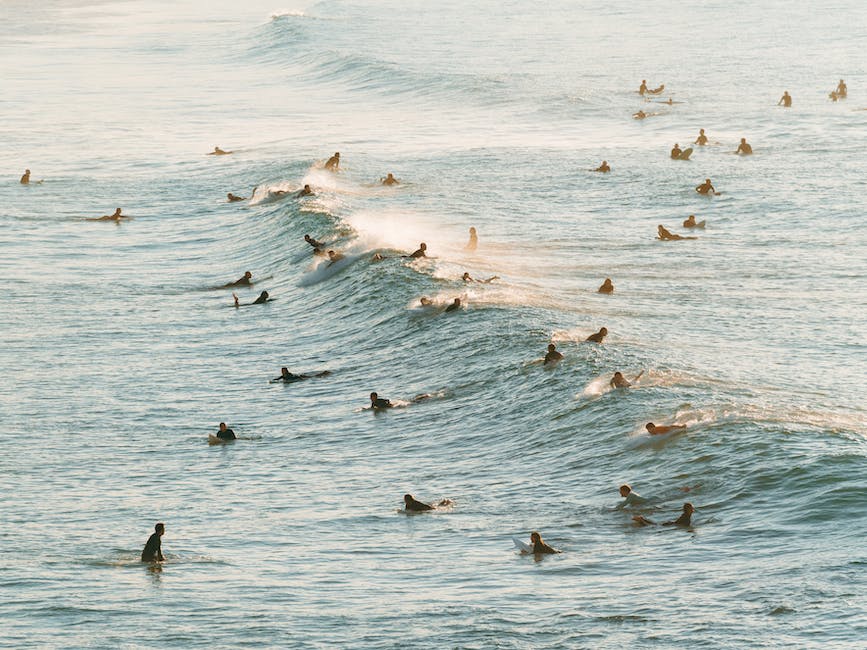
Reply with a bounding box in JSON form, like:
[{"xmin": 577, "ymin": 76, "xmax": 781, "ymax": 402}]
[
  {"xmin": 216, "ymin": 422, "xmax": 236, "ymax": 441},
  {"xmin": 141, "ymin": 523, "xmax": 165, "ymax": 562},
  {"xmin": 586, "ymin": 327, "xmax": 608, "ymax": 343},
  {"xmin": 695, "ymin": 129, "xmax": 708, "ymax": 145},
  {"xmin": 544, "ymin": 343, "xmax": 563, "ymax": 365},
  {"xmin": 778, "ymin": 91, "xmax": 792, "ymax": 107},
  {"xmin": 370, "ymin": 392, "xmax": 392, "ymax": 410},
  {"xmin": 645, "ymin": 422, "xmax": 686, "ymax": 436},
  {"xmin": 381, "ymin": 173, "xmax": 400, "ymax": 186},
  {"xmin": 403, "ymin": 494, "xmax": 453, "ymax": 512},
  {"xmin": 633, "ymin": 503, "xmax": 694, "ymax": 527},
  {"xmin": 735, "ymin": 138, "xmax": 753, "ymax": 155},
  {"xmin": 683, "ymin": 215, "xmax": 705, "ymax": 228},
  {"xmin": 671, "ymin": 144, "xmax": 683, "ymax": 159},
  {"xmin": 598, "ymin": 278, "xmax": 614, "ymax": 294},
  {"xmin": 695, "ymin": 178, "xmax": 717, "ymax": 195},
  {"xmin": 404, "ymin": 243, "xmax": 427, "ymax": 259},
  {"xmin": 611, "ymin": 371, "xmax": 643, "ymax": 388},
  {"xmin": 20, "ymin": 169, "xmax": 43, "ymax": 184}
]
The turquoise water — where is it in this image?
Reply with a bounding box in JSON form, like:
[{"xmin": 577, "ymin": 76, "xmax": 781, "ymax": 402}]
[{"xmin": 2, "ymin": 1, "xmax": 866, "ymax": 647}]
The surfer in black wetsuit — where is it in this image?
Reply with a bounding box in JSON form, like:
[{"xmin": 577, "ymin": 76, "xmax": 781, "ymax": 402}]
[
  {"xmin": 671, "ymin": 143, "xmax": 683, "ymax": 159},
  {"xmin": 233, "ymin": 290, "xmax": 271, "ymax": 307},
  {"xmin": 370, "ymin": 392, "xmax": 393, "ymax": 410},
  {"xmin": 141, "ymin": 523, "xmax": 165, "ymax": 562},
  {"xmin": 304, "ymin": 234, "xmax": 324, "ymax": 249},
  {"xmin": 530, "ymin": 531, "xmax": 560, "ymax": 554},
  {"xmin": 598, "ymin": 278, "xmax": 614, "ymax": 294},
  {"xmin": 216, "ymin": 422, "xmax": 236, "ymax": 441},
  {"xmin": 586, "ymin": 327, "xmax": 608, "ymax": 343},
  {"xmin": 405, "ymin": 243, "xmax": 427, "ymax": 259},
  {"xmin": 296, "ymin": 184, "xmax": 313, "ymax": 197},
  {"xmin": 224, "ymin": 271, "xmax": 253, "ymax": 287},
  {"xmin": 271, "ymin": 367, "xmax": 330, "ymax": 383},
  {"xmin": 445, "ymin": 298, "xmax": 461, "ymax": 312},
  {"xmin": 633, "ymin": 503, "xmax": 694, "ymax": 527},
  {"xmin": 324, "ymin": 152, "xmax": 340, "ymax": 171},
  {"xmin": 403, "ymin": 494, "xmax": 453, "ymax": 512},
  {"xmin": 735, "ymin": 138, "xmax": 753, "ymax": 155},
  {"xmin": 544, "ymin": 343, "xmax": 563, "ymax": 365}
]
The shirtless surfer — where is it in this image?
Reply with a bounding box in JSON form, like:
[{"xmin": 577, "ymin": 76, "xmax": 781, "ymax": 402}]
[
  {"xmin": 645, "ymin": 422, "xmax": 687, "ymax": 435},
  {"xmin": 610, "ymin": 371, "xmax": 643, "ymax": 388},
  {"xmin": 381, "ymin": 173, "xmax": 399, "ymax": 186},
  {"xmin": 695, "ymin": 178, "xmax": 718, "ymax": 195},
  {"xmin": 543, "ymin": 343, "xmax": 563, "ymax": 365},
  {"xmin": 598, "ymin": 278, "xmax": 614, "ymax": 294},
  {"xmin": 778, "ymin": 91, "xmax": 792, "ymax": 107},
  {"xmin": 224, "ymin": 271, "xmax": 253, "ymax": 287},
  {"xmin": 593, "ymin": 160, "xmax": 611, "ymax": 172},
  {"xmin": 324, "ymin": 152, "xmax": 340, "ymax": 171},
  {"xmin": 87, "ymin": 208, "xmax": 130, "ymax": 221},
  {"xmin": 694, "ymin": 129, "xmax": 709, "ymax": 145},
  {"xmin": 683, "ymin": 215, "xmax": 705, "ymax": 228},
  {"xmin": 735, "ymin": 138, "xmax": 753, "ymax": 155},
  {"xmin": 208, "ymin": 146, "xmax": 231, "ymax": 155},
  {"xmin": 405, "ymin": 243, "xmax": 427, "ymax": 259},
  {"xmin": 586, "ymin": 327, "xmax": 608, "ymax": 343}
]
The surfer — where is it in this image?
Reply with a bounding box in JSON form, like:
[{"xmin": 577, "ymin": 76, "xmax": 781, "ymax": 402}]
[
  {"xmin": 694, "ymin": 129, "xmax": 708, "ymax": 146},
  {"xmin": 402, "ymin": 494, "xmax": 453, "ymax": 512},
  {"xmin": 20, "ymin": 169, "xmax": 38, "ymax": 184},
  {"xmin": 327, "ymin": 250, "xmax": 345, "ymax": 266},
  {"xmin": 141, "ymin": 523, "xmax": 165, "ymax": 563},
  {"xmin": 405, "ymin": 243, "xmax": 427, "ymax": 259},
  {"xmin": 208, "ymin": 146, "xmax": 231, "ymax": 155},
  {"xmin": 586, "ymin": 327, "xmax": 608, "ymax": 343},
  {"xmin": 271, "ymin": 367, "xmax": 330, "ymax": 383},
  {"xmin": 543, "ymin": 343, "xmax": 563, "ymax": 365},
  {"xmin": 778, "ymin": 91, "xmax": 792, "ymax": 107},
  {"xmin": 645, "ymin": 422, "xmax": 687, "ymax": 435},
  {"xmin": 670, "ymin": 143, "xmax": 683, "ymax": 159},
  {"xmin": 735, "ymin": 138, "xmax": 753, "ymax": 155},
  {"xmin": 658, "ymin": 225, "xmax": 695, "ymax": 241},
  {"xmin": 465, "ymin": 227, "xmax": 478, "ymax": 251},
  {"xmin": 227, "ymin": 193, "xmax": 246, "ymax": 202},
  {"xmin": 224, "ymin": 271, "xmax": 253, "ymax": 287},
  {"xmin": 610, "ymin": 371, "xmax": 643, "ymax": 388},
  {"xmin": 296, "ymin": 184, "xmax": 314, "ymax": 197},
  {"xmin": 836, "ymin": 79, "xmax": 847, "ymax": 97},
  {"xmin": 216, "ymin": 422, "xmax": 236, "ymax": 441},
  {"xmin": 598, "ymin": 278, "xmax": 614, "ymax": 294},
  {"xmin": 462, "ymin": 272, "xmax": 498, "ymax": 283},
  {"xmin": 639, "ymin": 80, "xmax": 648, "ymax": 95},
  {"xmin": 370, "ymin": 392, "xmax": 393, "ymax": 410},
  {"xmin": 445, "ymin": 298, "xmax": 462, "ymax": 312},
  {"xmin": 683, "ymin": 215, "xmax": 705, "ymax": 228},
  {"xmin": 381, "ymin": 173, "xmax": 399, "ymax": 186},
  {"xmin": 695, "ymin": 178, "xmax": 717, "ymax": 195},
  {"xmin": 529, "ymin": 531, "xmax": 561, "ymax": 554},
  {"xmin": 233, "ymin": 290, "xmax": 271, "ymax": 307},
  {"xmin": 616, "ymin": 485, "xmax": 647, "ymax": 509},
  {"xmin": 633, "ymin": 503, "xmax": 695, "ymax": 527},
  {"xmin": 419, "ymin": 297, "xmax": 434, "ymax": 307},
  {"xmin": 324, "ymin": 152, "xmax": 340, "ymax": 171},
  {"xmin": 829, "ymin": 90, "xmax": 839, "ymax": 102},
  {"xmin": 87, "ymin": 208, "xmax": 130, "ymax": 221},
  {"xmin": 633, "ymin": 110, "xmax": 648, "ymax": 119},
  {"xmin": 593, "ymin": 160, "xmax": 611, "ymax": 173},
  {"xmin": 304, "ymin": 234, "xmax": 324, "ymax": 249}
]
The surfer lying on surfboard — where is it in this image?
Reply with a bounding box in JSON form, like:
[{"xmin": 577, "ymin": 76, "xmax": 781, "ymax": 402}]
[
  {"xmin": 270, "ymin": 367, "xmax": 331, "ymax": 383},
  {"xmin": 233, "ymin": 290, "xmax": 273, "ymax": 307},
  {"xmin": 402, "ymin": 494, "xmax": 454, "ymax": 512},
  {"xmin": 633, "ymin": 503, "xmax": 695, "ymax": 527},
  {"xmin": 657, "ymin": 225, "xmax": 697, "ymax": 241}
]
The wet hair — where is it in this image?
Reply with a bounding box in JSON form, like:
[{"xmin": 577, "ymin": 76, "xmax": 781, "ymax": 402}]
[
  {"xmin": 259, "ymin": 291, "xmax": 269, "ymax": 300},
  {"xmin": 420, "ymin": 243, "xmax": 427, "ymax": 249},
  {"xmin": 404, "ymin": 494, "xmax": 413, "ymax": 502},
  {"xmin": 684, "ymin": 502, "xmax": 694, "ymax": 512},
  {"xmin": 547, "ymin": 344, "xmax": 556, "ymax": 351},
  {"xmin": 244, "ymin": 271, "xmax": 252, "ymax": 278},
  {"xmin": 155, "ymin": 522, "xmax": 165, "ymax": 533},
  {"xmin": 645, "ymin": 422, "xmax": 655, "ymax": 430},
  {"xmin": 530, "ymin": 531, "xmax": 541, "ymax": 542},
  {"xmin": 219, "ymin": 422, "xmax": 226, "ymax": 427},
  {"xmin": 370, "ymin": 392, "xmax": 378, "ymax": 399},
  {"xmin": 619, "ymin": 484, "xmax": 631, "ymax": 495},
  {"xmin": 599, "ymin": 327, "xmax": 608, "ymax": 335}
]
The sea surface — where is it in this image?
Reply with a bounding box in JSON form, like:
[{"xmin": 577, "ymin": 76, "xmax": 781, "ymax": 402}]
[{"xmin": 2, "ymin": 1, "xmax": 866, "ymax": 647}]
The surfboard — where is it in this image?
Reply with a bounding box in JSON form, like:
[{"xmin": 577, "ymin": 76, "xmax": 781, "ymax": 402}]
[
  {"xmin": 208, "ymin": 434, "xmax": 233, "ymax": 445},
  {"xmin": 678, "ymin": 147, "xmax": 693, "ymax": 160},
  {"xmin": 512, "ymin": 537, "xmax": 533, "ymax": 554},
  {"xmin": 648, "ymin": 84, "xmax": 665, "ymax": 94}
]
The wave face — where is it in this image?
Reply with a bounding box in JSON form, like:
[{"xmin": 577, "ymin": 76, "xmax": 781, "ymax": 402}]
[{"xmin": 1, "ymin": 0, "xmax": 866, "ymax": 647}]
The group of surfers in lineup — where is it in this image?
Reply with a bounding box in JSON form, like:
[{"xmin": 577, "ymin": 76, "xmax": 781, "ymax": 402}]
[{"xmin": 21, "ymin": 76, "xmax": 847, "ymax": 560}]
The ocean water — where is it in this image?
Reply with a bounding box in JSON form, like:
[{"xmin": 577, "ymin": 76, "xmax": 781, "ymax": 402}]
[{"xmin": 2, "ymin": 0, "xmax": 866, "ymax": 647}]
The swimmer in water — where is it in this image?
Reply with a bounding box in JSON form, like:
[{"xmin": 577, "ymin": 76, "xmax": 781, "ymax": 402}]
[
  {"xmin": 645, "ymin": 422, "xmax": 687, "ymax": 436},
  {"xmin": 586, "ymin": 327, "xmax": 608, "ymax": 343},
  {"xmin": 324, "ymin": 152, "xmax": 340, "ymax": 171},
  {"xmin": 778, "ymin": 91, "xmax": 792, "ymax": 107},
  {"xmin": 271, "ymin": 367, "xmax": 330, "ymax": 383},
  {"xmin": 304, "ymin": 234, "xmax": 324, "ymax": 249},
  {"xmin": 227, "ymin": 193, "xmax": 246, "ymax": 202},
  {"xmin": 639, "ymin": 80, "xmax": 648, "ymax": 95},
  {"xmin": 616, "ymin": 484, "xmax": 648, "ymax": 509},
  {"xmin": 296, "ymin": 184, "xmax": 314, "ymax": 197},
  {"xmin": 657, "ymin": 225, "xmax": 696, "ymax": 241},
  {"xmin": 529, "ymin": 531, "xmax": 561, "ymax": 554},
  {"xmin": 543, "ymin": 343, "xmax": 563, "ymax": 365},
  {"xmin": 670, "ymin": 143, "xmax": 683, "ymax": 159},
  {"xmin": 610, "ymin": 371, "xmax": 643, "ymax": 388},
  {"xmin": 326, "ymin": 250, "xmax": 345, "ymax": 266},
  {"xmin": 87, "ymin": 208, "xmax": 131, "ymax": 221},
  {"xmin": 405, "ymin": 243, "xmax": 427, "ymax": 259},
  {"xmin": 593, "ymin": 160, "xmax": 611, "ymax": 173},
  {"xmin": 836, "ymin": 79, "xmax": 847, "ymax": 98},
  {"xmin": 370, "ymin": 392, "xmax": 393, "ymax": 410},
  {"xmin": 465, "ymin": 227, "xmax": 478, "ymax": 251},
  {"xmin": 141, "ymin": 522, "xmax": 165, "ymax": 563},
  {"xmin": 208, "ymin": 146, "xmax": 231, "ymax": 155},
  {"xmin": 419, "ymin": 297, "xmax": 434, "ymax": 306},
  {"xmin": 445, "ymin": 298, "xmax": 462, "ymax": 313},
  {"xmin": 683, "ymin": 215, "xmax": 705, "ymax": 228},
  {"xmin": 694, "ymin": 129, "xmax": 708, "ymax": 146},
  {"xmin": 461, "ymin": 272, "xmax": 498, "ymax": 283},
  {"xmin": 735, "ymin": 138, "xmax": 753, "ymax": 155},
  {"xmin": 216, "ymin": 422, "xmax": 236, "ymax": 441},
  {"xmin": 695, "ymin": 178, "xmax": 717, "ymax": 195},
  {"xmin": 598, "ymin": 278, "xmax": 614, "ymax": 294},
  {"xmin": 381, "ymin": 173, "xmax": 399, "ymax": 186},
  {"xmin": 224, "ymin": 271, "xmax": 253, "ymax": 287},
  {"xmin": 633, "ymin": 503, "xmax": 694, "ymax": 527}
]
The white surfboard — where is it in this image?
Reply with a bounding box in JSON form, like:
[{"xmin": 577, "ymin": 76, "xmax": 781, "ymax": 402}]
[{"xmin": 512, "ymin": 537, "xmax": 533, "ymax": 554}]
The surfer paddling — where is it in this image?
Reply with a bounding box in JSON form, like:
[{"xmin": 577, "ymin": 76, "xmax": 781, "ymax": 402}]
[
  {"xmin": 405, "ymin": 243, "xmax": 427, "ymax": 259},
  {"xmin": 403, "ymin": 494, "xmax": 453, "ymax": 512},
  {"xmin": 544, "ymin": 343, "xmax": 563, "ymax": 365},
  {"xmin": 271, "ymin": 367, "xmax": 331, "ymax": 383},
  {"xmin": 227, "ymin": 193, "xmax": 246, "ymax": 202},
  {"xmin": 370, "ymin": 392, "xmax": 392, "ymax": 410},
  {"xmin": 633, "ymin": 503, "xmax": 695, "ymax": 527},
  {"xmin": 224, "ymin": 271, "xmax": 253, "ymax": 287},
  {"xmin": 87, "ymin": 208, "xmax": 131, "ymax": 222},
  {"xmin": 645, "ymin": 422, "xmax": 687, "ymax": 435},
  {"xmin": 611, "ymin": 371, "xmax": 643, "ymax": 388},
  {"xmin": 141, "ymin": 523, "xmax": 165, "ymax": 563}
]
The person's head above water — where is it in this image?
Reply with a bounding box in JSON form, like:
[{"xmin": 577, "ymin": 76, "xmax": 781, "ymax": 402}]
[
  {"xmin": 244, "ymin": 271, "xmax": 252, "ymax": 280},
  {"xmin": 619, "ymin": 484, "xmax": 632, "ymax": 497},
  {"xmin": 530, "ymin": 531, "xmax": 542, "ymax": 543},
  {"xmin": 155, "ymin": 522, "xmax": 165, "ymax": 535},
  {"xmin": 304, "ymin": 184, "xmax": 311, "ymax": 191},
  {"xmin": 685, "ymin": 215, "xmax": 696, "ymax": 224},
  {"xmin": 258, "ymin": 290, "xmax": 269, "ymax": 300},
  {"xmin": 469, "ymin": 227, "xmax": 476, "ymax": 235},
  {"xmin": 547, "ymin": 344, "xmax": 556, "ymax": 352},
  {"xmin": 645, "ymin": 422, "xmax": 657, "ymax": 433},
  {"xmin": 462, "ymin": 272, "xmax": 471, "ymax": 281},
  {"xmin": 420, "ymin": 297, "xmax": 433, "ymax": 306},
  {"xmin": 452, "ymin": 298, "xmax": 461, "ymax": 306},
  {"xmin": 420, "ymin": 243, "xmax": 427, "ymax": 251},
  {"xmin": 613, "ymin": 371, "xmax": 624, "ymax": 380},
  {"xmin": 281, "ymin": 367, "xmax": 290, "ymax": 378},
  {"xmin": 683, "ymin": 503, "xmax": 695, "ymax": 515},
  {"xmin": 370, "ymin": 392, "xmax": 378, "ymax": 400},
  {"xmin": 599, "ymin": 327, "xmax": 608, "ymax": 335},
  {"xmin": 219, "ymin": 422, "xmax": 227, "ymax": 431},
  {"xmin": 403, "ymin": 494, "xmax": 414, "ymax": 504}
]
